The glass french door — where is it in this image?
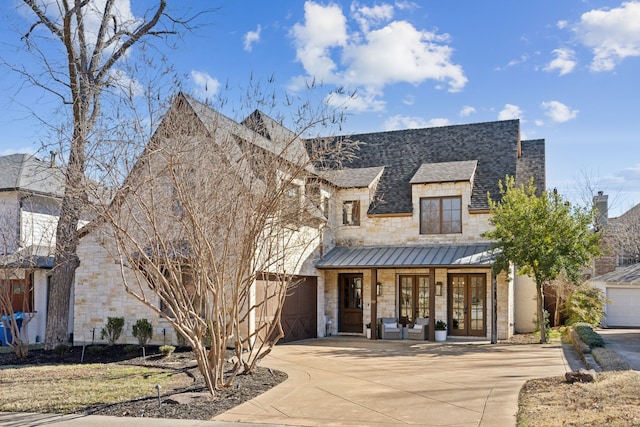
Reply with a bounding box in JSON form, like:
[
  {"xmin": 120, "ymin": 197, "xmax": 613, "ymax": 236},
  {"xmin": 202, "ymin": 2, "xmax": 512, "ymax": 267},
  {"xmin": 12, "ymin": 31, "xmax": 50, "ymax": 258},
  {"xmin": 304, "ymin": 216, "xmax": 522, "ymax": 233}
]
[
  {"xmin": 449, "ymin": 274, "xmax": 486, "ymax": 336},
  {"xmin": 399, "ymin": 275, "xmax": 430, "ymax": 325}
]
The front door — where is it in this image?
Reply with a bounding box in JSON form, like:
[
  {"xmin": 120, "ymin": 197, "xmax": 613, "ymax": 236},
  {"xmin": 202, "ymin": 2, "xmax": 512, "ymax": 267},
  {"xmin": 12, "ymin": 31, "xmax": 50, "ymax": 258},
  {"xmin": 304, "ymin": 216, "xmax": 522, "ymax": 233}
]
[
  {"xmin": 339, "ymin": 274, "xmax": 363, "ymax": 333},
  {"xmin": 399, "ymin": 275, "xmax": 430, "ymax": 325},
  {"xmin": 449, "ymin": 274, "xmax": 486, "ymax": 337}
]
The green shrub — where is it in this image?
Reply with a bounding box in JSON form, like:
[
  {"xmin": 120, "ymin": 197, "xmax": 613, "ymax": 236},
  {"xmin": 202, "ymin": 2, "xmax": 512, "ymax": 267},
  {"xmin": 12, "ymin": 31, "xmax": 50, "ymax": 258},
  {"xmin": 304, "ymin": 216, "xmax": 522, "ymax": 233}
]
[
  {"xmin": 574, "ymin": 322, "xmax": 605, "ymax": 348},
  {"xmin": 131, "ymin": 319, "xmax": 153, "ymax": 347},
  {"xmin": 159, "ymin": 345, "xmax": 175, "ymax": 357},
  {"xmin": 435, "ymin": 320, "xmax": 447, "ymax": 330},
  {"xmin": 101, "ymin": 317, "xmax": 125, "ymax": 346},
  {"xmin": 564, "ymin": 285, "xmax": 608, "ymax": 326}
]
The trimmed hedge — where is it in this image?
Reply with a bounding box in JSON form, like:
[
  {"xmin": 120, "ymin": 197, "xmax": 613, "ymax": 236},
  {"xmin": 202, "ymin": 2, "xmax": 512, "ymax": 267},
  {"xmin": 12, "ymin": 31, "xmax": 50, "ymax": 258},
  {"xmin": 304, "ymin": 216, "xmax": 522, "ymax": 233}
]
[{"xmin": 574, "ymin": 322, "xmax": 605, "ymax": 348}]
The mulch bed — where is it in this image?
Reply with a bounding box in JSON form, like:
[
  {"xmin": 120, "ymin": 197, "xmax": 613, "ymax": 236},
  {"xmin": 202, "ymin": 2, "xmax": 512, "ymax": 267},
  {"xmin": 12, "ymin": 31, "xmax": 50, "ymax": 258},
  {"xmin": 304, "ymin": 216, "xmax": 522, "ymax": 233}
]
[{"xmin": 0, "ymin": 345, "xmax": 286, "ymax": 420}]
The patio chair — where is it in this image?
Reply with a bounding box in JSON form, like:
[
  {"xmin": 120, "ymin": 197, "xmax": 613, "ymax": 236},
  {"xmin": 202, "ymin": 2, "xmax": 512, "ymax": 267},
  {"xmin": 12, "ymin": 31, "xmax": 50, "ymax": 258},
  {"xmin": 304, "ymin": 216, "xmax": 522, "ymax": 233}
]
[
  {"xmin": 407, "ymin": 317, "xmax": 429, "ymax": 340},
  {"xmin": 379, "ymin": 317, "xmax": 402, "ymax": 340}
]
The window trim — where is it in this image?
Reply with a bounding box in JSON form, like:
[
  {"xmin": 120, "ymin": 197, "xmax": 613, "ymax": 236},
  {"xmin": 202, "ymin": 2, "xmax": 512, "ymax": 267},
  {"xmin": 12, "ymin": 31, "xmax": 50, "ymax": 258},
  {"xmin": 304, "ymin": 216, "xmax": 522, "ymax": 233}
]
[
  {"xmin": 419, "ymin": 196, "xmax": 462, "ymax": 234},
  {"xmin": 342, "ymin": 200, "xmax": 360, "ymax": 226}
]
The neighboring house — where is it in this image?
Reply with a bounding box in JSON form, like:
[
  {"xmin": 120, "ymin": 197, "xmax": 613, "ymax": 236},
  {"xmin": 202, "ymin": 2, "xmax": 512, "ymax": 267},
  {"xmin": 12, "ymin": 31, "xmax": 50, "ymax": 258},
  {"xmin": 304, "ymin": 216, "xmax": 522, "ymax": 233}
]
[
  {"xmin": 74, "ymin": 94, "xmax": 546, "ymax": 345},
  {"xmin": 0, "ymin": 153, "xmax": 67, "ymax": 344},
  {"xmin": 590, "ymin": 194, "xmax": 640, "ymax": 327},
  {"xmin": 592, "ymin": 263, "xmax": 640, "ymax": 327}
]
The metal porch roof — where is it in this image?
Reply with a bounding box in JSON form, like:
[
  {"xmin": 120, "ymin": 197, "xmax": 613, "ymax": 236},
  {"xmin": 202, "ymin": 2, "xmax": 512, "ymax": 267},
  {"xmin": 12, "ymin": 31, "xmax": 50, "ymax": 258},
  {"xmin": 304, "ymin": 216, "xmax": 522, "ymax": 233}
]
[{"xmin": 316, "ymin": 244, "xmax": 495, "ymax": 269}]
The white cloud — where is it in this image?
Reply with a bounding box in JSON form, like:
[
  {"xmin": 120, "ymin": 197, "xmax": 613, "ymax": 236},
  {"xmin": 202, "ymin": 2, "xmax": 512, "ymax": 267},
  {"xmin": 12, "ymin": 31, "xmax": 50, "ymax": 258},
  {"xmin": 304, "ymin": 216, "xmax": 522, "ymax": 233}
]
[
  {"xmin": 615, "ymin": 164, "xmax": 640, "ymax": 191},
  {"xmin": 573, "ymin": 1, "xmax": 640, "ymax": 71},
  {"xmin": 402, "ymin": 94, "xmax": 415, "ymax": 105},
  {"xmin": 351, "ymin": 3, "xmax": 394, "ymax": 32},
  {"xmin": 495, "ymin": 54, "xmax": 529, "ymax": 71},
  {"xmin": 541, "ymin": 100, "xmax": 578, "ymax": 123},
  {"xmin": 557, "ymin": 20, "xmax": 568, "ymax": 30},
  {"xmin": 459, "ymin": 105, "xmax": 476, "ymax": 117},
  {"xmin": 325, "ymin": 89, "xmax": 385, "ymax": 113},
  {"xmin": 290, "ymin": 1, "xmax": 467, "ymax": 111},
  {"xmin": 290, "ymin": 2, "xmax": 348, "ymax": 82},
  {"xmin": 244, "ymin": 25, "xmax": 262, "ymax": 52},
  {"xmin": 498, "ymin": 104, "xmax": 524, "ymax": 121},
  {"xmin": 544, "ymin": 48, "xmax": 577, "ymax": 75},
  {"xmin": 191, "ymin": 70, "xmax": 220, "ymax": 100},
  {"xmin": 535, "ymin": 119, "xmax": 545, "ymax": 127},
  {"xmin": 384, "ymin": 114, "xmax": 449, "ymax": 131}
]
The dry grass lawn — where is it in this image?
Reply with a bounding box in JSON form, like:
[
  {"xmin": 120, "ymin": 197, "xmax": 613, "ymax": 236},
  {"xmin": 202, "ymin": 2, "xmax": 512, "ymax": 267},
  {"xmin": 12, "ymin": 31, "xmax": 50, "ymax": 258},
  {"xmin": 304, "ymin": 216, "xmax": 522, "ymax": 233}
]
[
  {"xmin": 0, "ymin": 364, "xmax": 193, "ymax": 413},
  {"xmin": 517, "ymin": 371, "xmax": 640, "ymax": 426}
]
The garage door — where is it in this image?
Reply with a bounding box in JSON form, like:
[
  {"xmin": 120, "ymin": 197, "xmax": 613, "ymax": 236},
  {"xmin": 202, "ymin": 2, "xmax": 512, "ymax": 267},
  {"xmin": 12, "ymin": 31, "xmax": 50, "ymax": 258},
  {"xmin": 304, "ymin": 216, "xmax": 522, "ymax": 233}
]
[
  {"xmin": 256, "ymin": 275, "xmax": 317, "ymax": 343},
  {"xmin": 280, "ymin": 276, "xmax": 317, "ymax": 343},
  {"xmin": 606, "ymin": 287, "xmax": 640, "ymax": 327}
]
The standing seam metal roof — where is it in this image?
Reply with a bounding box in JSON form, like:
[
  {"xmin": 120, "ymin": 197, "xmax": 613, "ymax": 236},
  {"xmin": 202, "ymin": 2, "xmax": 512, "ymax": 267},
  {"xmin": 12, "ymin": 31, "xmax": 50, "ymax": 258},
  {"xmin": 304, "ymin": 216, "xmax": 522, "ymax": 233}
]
[{"xmin": 316, "ymin": 244, "xmax": 494, "ymax": 268}]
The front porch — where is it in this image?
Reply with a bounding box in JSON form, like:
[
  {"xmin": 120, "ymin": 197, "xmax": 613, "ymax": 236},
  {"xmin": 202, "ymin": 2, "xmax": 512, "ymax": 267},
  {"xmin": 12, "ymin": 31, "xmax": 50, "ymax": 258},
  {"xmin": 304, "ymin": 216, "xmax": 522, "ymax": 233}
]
[{"xmin": 316, "ymin": 244, "xmax": 512, "ymax": 342}]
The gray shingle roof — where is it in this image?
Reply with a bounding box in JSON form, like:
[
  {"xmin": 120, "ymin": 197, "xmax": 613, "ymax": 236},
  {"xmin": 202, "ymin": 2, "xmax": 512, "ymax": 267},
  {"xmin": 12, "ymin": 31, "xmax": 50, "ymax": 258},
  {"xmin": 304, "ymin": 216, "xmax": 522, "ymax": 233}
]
[
  {"xmin": 591, "ymin": 262, "xmax": 640, "ymax": 284},
  {"xmin": 0, "ymin": 154, "xmax": 64, "ymax": 197},
  {"xmin": 312, "ymin": 120, "xmax": 541, "ymax": 215},
  {"xmin": 516, "ymin": 139, "xmax": 546, "ymax": 192},
  {"xmin": 316, "ymin": 244, "xmax": 494, "ymax": 268},
  {"xmin": 410, "ymin": 160, "xmax": 477, "ymax": 184},
  {"xmin": 319, "ymin": 166, "xmax": 385, "ymax": 188}
]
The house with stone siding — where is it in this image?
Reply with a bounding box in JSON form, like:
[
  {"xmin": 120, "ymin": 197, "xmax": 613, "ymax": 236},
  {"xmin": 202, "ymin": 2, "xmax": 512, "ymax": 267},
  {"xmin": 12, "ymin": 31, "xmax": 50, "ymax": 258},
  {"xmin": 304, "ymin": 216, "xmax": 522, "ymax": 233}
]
[{"xmin": 73, "ymin": 94, "xmax": 545, "ymax": 346}]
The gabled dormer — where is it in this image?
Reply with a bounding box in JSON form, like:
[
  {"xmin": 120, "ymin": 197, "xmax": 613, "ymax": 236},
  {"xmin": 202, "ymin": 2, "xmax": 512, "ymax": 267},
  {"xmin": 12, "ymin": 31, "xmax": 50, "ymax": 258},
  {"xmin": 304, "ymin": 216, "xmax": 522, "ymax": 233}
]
[{"xmin": 410, "ymin": 160, "xmax": 477, "ymax": 236}]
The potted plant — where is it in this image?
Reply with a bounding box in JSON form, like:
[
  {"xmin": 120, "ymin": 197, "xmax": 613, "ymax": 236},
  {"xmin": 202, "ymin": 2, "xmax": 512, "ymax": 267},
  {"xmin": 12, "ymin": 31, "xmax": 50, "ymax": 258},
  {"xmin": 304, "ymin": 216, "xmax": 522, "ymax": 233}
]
[
  {"xmin": 365, "ymin": 322, "xmax": 372, "ymax": 339},
  {"xmin": 435, "ymin": 320, "xmax": 447, "ymax": 342}
]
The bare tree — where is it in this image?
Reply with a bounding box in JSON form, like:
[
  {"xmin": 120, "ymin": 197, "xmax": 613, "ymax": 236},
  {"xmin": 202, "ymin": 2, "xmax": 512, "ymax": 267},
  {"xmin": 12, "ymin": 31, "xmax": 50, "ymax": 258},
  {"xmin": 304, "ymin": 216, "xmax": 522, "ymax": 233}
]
[
  {"xmin": 7, "ymin": 1, "xmax": 202, "ymax": 349},
  {"xmin": 91, "ymin": 90, "xmax": 355, "ymax": 395}
]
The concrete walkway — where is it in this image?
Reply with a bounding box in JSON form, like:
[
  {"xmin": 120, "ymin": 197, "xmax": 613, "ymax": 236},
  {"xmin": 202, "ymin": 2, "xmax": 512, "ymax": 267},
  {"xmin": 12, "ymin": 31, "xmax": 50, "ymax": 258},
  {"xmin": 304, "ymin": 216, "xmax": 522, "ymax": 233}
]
[
  {"xmin": 215, "ymin": 337, "xmax": 573, "ymax": 426},
  {"xmin": 598, "ymin": 328, "xmax": 640, "ymax": 370},
  {"xmin": 0, "ymin": 337, "xmax": 577, "ymax": 427}
]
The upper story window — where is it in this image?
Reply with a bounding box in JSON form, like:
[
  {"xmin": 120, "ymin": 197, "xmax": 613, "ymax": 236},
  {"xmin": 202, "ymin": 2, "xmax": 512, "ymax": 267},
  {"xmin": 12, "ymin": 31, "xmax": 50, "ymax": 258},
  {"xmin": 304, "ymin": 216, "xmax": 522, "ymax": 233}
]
[
  {"xmin": 342, "ymin": 200, "xmax": 360, "ymax": 226},
  {"xmin": 420, "ymin": 196, "xmax": 462, "ymax": 234}
]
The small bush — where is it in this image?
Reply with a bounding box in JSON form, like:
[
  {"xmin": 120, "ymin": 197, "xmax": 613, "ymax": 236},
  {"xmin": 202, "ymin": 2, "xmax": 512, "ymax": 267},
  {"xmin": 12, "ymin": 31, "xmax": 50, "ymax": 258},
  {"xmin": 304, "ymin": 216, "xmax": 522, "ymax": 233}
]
[
  {"xmin": 564, "ymin": 285, "xmax": 608, "ymax": 326},
  {"xmin": 574, "ymin": 322, "xmax": 605, "ymax": 348},
  {"xmin": 159, "ymin": 345, "xmax": 175, "ymax": 357},
  {"xmin": 131, "ymin": 319, "xmax": 153, "ymax": 347},
  {"xmin": 101, "ymin": 317, "xmax": 125, "ymax": 346}
]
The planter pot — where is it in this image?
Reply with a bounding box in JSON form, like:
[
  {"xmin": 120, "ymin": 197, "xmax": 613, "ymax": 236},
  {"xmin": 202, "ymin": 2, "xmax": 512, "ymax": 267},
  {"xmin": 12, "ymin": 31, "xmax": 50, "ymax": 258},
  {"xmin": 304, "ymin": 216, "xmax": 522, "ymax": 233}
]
[
  {"xmin": 435, "ymin": 330, "xmax": 447, "ymax": 342},
  {"xmin": 366, "ymin": 328, "xmax": 371, "ymax": 339}
]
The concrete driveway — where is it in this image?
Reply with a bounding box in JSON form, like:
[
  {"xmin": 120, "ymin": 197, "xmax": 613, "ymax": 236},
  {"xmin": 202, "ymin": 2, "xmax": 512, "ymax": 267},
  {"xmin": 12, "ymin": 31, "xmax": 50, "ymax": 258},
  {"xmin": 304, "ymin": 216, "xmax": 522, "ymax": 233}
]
[
  {"xmin": 215, "ymin": 337, "xmax": 573, "ymax": 427},
  {"xmin": 598, "ymin": 328, "xmax": 640, "ymax": 370}
]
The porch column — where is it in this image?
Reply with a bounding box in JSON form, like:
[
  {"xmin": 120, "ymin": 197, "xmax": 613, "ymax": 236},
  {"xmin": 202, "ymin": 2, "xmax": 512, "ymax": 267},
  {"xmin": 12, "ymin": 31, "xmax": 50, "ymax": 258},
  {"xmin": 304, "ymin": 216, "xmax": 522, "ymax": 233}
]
[
  {"xmin": 429, "ymin": 267, "xmax": 436, "ymax": 341},
  {"xmin": 491, "ymin": 272, "xmax": 497, "ymax": 344},
  {"xmin": 370, "ymin": 268, "xmax": 377, "ymax": 340}
]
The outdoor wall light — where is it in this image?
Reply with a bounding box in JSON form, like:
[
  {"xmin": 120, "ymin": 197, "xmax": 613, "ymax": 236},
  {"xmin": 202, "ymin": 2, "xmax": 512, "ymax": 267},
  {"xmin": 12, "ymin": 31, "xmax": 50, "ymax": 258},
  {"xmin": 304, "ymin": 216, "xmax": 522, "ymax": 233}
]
[
  {"xmin": 436, "ymin": 281, "xmax": 443, "ymax": 296},
  {"xmin": 377, "ymin": 282, "xmax": 382, "ymax": 296}
]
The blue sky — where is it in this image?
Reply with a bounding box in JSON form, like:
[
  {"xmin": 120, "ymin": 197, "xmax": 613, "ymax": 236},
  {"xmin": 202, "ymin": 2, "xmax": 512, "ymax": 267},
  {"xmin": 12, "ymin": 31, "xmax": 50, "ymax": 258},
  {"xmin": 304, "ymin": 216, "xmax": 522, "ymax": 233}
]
[{"xmin": 1, "ymin": 1, "xmax": 639, "ymax": 216}]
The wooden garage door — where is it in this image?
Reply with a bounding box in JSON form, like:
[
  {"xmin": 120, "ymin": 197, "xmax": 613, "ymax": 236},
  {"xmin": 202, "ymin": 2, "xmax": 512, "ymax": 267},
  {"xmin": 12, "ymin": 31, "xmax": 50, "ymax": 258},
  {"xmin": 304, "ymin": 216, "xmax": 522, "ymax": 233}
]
[
  {"xmin": 280, "ymin": 276, "xmax": 317, "ymax": 343},
  {"xmin": 256, "ymin": 275, "xmax": 317, "ymax": 344},
  {"xmin": 606, "ymin": 287, "xmax": 640, "ymax": 327}
]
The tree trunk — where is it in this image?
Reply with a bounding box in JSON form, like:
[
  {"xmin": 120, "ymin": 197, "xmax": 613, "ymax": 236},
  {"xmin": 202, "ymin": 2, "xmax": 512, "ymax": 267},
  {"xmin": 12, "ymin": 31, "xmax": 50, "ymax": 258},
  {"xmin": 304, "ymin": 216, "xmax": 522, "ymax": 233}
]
[
  {"xmin": 536, "ymin": 280, "xmax": 547, "ymax": 344},
  {"xmin": 44, "ymin": 161, "xmax": 83, "ymax": 350}
]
